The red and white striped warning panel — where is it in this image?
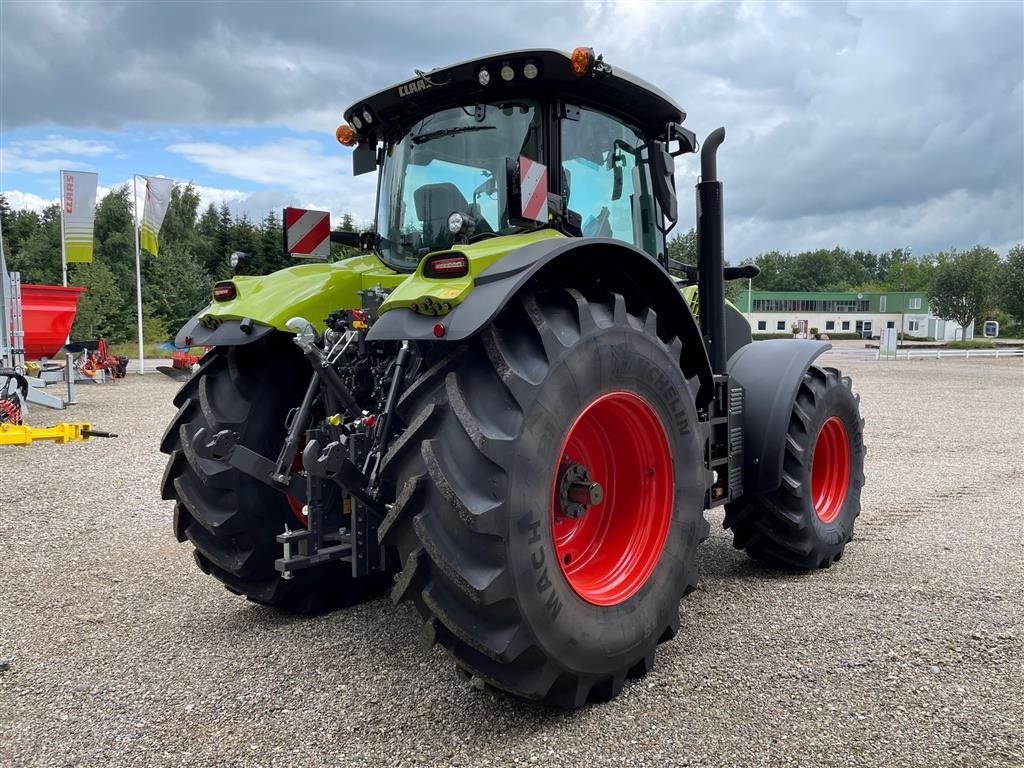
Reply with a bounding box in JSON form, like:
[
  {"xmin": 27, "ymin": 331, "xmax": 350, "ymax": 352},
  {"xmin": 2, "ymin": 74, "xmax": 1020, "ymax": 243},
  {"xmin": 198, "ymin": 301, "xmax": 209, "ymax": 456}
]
[
  {"xmin": 519, "ymin": 156, "xmax": 549, "ymax": 223},
  {"xmin": 284, "ymin": 207, "xmax": 330, "ymax": 259}
]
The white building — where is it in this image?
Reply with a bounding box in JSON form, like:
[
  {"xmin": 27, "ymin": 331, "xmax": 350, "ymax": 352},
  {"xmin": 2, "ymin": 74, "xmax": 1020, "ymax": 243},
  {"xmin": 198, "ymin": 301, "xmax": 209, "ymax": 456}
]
[{"xmin": 736, "ymin": 290, "xmax": 973, "ymax": 340}]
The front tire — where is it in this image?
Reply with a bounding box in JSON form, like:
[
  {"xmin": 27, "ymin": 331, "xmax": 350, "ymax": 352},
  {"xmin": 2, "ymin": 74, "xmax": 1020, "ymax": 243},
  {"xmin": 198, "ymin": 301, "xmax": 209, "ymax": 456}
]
[
  {"xmin": 380, "ymin": 289, "xmax": 707, "ymax": 707},
  {"xmin": 724, "ymin": 365, "xmax": 865, "ymax": 569}
]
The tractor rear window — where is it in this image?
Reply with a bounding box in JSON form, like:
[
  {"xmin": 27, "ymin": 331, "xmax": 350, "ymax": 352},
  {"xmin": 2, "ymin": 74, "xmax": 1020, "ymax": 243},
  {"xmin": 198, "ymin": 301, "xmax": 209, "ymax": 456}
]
[
  {"xmin": 375, "ymin": 101, "xmax": 543, "ymax": 270},
  {"xmin": 561, "ymin": 106, "xmax": 657, "ymax": 257}
]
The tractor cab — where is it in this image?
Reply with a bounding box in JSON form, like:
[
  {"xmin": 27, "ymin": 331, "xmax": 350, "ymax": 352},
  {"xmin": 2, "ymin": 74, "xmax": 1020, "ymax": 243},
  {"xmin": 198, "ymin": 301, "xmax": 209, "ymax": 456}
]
[{"xmin": 336, "ymin": 48, "xmax": 697, "ymax": 272}]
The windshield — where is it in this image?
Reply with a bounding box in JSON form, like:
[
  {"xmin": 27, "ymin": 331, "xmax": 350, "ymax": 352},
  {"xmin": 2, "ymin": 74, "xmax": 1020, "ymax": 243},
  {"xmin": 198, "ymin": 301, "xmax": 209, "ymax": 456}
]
[{"xmin": 375, "ymin": 100, "xmax": 543, "ymax": 270}]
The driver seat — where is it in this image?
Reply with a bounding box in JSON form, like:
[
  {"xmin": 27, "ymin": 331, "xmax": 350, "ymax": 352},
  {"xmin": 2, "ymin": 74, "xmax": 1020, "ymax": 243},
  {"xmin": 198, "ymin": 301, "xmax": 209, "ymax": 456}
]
[{"xmin": 414, "ymin": 183, "xmax": 471, "ymax": 247}]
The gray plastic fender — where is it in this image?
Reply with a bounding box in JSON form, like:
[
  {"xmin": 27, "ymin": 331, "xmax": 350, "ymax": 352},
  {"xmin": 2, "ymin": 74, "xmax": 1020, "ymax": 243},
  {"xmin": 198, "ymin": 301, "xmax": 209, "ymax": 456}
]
[
  {"xmin": 728, "ymin": 339, "xmax": 830, "ymax": 496},
  {"xmin": 174, "ymin": 314, "xmax": 274, "ymax": 348},
  {"xmin": 368, "ymin": 236, "xmax": 714, "ymax": 402}
]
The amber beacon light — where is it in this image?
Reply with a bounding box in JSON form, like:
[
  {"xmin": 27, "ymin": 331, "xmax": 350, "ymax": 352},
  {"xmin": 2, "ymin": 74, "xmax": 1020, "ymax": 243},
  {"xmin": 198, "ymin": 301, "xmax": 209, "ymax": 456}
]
[
  {"xmin": 335, "ymin": 123, "xmax": 357, "ymax": 147},
  {"xmin": 570, "ymin": 46, "xmax": 595, "ymax": 76}
]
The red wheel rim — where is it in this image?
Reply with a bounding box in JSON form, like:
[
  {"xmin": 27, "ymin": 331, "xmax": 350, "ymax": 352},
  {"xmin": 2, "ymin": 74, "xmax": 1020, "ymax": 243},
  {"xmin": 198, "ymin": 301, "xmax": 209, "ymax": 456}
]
[
  {"xmin": 550, "ymin": 391, "xmax": 674, "ymax": 606},
  {"xmin": 811, "ymin": 416, "xmax": 851, "ymax": 524}
]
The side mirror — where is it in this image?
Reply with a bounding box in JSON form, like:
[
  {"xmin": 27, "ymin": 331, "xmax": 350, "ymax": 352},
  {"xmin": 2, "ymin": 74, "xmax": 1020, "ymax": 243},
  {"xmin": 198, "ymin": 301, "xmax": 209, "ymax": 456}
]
[
  {"xmin": 352, "ymin": 142, "xmax": 377, "ymax": 176},
  {"xmin": 665, "ymin": 123, "xmax": 697, "ymax": 157},
  {"xmin": 505, "ymin": 155, "xmax": 549, "ymax": 224},
  {"xmin": 650, "ymin": 141, "xmax": 678, "ymax": 225}
]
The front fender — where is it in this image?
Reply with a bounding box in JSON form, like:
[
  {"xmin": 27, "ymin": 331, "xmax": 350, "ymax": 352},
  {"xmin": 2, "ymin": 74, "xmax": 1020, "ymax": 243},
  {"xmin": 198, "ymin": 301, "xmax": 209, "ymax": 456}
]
[
  {"xmin": 368, "ymin": 236, "xmax": 714, "ymax": 403},
  {"xmin": 728, "ymin": 339, "xmax": 830, "ymax": 495}
]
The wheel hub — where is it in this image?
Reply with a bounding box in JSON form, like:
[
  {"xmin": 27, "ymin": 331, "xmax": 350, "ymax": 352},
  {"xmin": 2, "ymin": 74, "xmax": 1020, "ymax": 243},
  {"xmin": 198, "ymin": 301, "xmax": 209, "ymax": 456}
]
[{"xmin": 557, "ymin": 462, "xmax": 604, "ymax": 518}]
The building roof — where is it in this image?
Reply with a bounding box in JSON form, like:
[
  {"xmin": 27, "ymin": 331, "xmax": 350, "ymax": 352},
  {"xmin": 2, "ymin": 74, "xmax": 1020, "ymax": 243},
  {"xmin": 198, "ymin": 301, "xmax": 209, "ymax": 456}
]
[{"xmin": 734, "ymin": 289, "xmax": 929, "ymax": 314}]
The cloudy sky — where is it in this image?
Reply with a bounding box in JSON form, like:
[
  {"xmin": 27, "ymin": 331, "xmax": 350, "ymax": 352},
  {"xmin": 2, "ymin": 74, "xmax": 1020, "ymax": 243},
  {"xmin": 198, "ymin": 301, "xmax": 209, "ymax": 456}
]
[{"xmin": 1, "ymin": 0, "xmax": 1021, "ymax": 259}]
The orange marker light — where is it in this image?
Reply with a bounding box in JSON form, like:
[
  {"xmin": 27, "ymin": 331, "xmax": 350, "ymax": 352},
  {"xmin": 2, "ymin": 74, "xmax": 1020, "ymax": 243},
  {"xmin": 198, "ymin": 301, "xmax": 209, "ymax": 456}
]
[
  {"xmin": 335, "ymin": 123, "xmax": 357, "ymax": 147},
  {"xmin": 570, "ymin": 47, "xmax": 595, "ymax": 77}
]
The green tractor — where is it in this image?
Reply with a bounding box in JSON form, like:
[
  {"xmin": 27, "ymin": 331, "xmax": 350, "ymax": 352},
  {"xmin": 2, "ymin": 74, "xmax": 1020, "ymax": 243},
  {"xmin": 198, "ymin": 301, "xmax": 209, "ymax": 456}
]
[{"xmin": 160, "ymin": 47, "xmax": 865, "ymax": 707}]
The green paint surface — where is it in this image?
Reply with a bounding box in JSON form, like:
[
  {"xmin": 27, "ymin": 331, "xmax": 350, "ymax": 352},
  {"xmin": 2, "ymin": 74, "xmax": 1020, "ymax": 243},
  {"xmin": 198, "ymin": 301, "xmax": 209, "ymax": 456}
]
[{"xmin": 193, "ymin": 230, "xmax": 566, "ymax": 332}]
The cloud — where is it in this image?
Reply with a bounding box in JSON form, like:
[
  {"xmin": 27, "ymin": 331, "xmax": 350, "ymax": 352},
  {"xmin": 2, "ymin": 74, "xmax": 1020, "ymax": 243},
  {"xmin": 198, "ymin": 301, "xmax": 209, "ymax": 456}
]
[
  {"xmin": 2, "ymin": 0, "xmax": 1021, "ymax": 255},
  {"xmin": 1, "ymin": 189, "xmax": 57, "ymax": 213},
  {"xmin": 0, "ymin": 134, "xmax": 117, "ymax": 175},
  {"xmin": 166, "ymin": 138, "xmax": 377, "ymax": 224}
]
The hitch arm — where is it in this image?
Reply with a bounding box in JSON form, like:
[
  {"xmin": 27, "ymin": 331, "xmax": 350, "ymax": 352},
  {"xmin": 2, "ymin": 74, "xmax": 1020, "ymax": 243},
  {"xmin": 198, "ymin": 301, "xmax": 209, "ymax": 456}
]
[{"xmin": 190, "ymin": 427, "xmax": 308, "ymax": 502}]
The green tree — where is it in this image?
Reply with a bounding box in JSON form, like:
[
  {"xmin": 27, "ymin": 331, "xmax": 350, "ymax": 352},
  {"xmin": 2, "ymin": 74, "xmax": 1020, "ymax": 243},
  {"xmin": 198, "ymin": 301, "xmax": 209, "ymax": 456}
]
[
  {"xmin": 9, "ymin": 205, "xmax": 61, "ymax": 284},
  {"xmin": 330, "ymin": 212, "xmax": 361, "ymax": 261},
  {"xmin": 143, "ymin": 243, "xmax": 211, "ymax": 334},
  {"xmin": 257, "ymin": 210, "xmax": 287, "ymax": 272},
  {"xmin": 998, "ymin": 244, "xmax": 1024, "ymax": 323},
  {"xmin": 160, "ymin": 183, "xmax": 201, "ymax": 250},
  {"xmin": 666, "ymin": 228, "xmax": 697, "ymax": 277},
  {"xmin": 928, "ymin": 246, "xmax": 1001, "ymax": 340},
  {"xmin": 69, "ymin": 259, "xmax": 122, "ymax": 339},
  {"xmin": 196, "ymin": 203, "xmax": 228, "ymax": 280}
]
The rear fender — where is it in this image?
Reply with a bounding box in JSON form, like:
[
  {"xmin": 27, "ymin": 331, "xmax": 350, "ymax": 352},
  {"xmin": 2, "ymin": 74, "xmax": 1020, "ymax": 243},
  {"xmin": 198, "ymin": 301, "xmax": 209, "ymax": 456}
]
[
  {"xmin": 172, "ymin": 253, "xmax": 404, "ymax": 348},
  {"xmin": 174, "ymin": 315, "xmax": 275, "ymax": 348},
  {"xmin": 367, "ymin": 237, "xmax": 715, "ymax": 404},
  {"xmin": 728, "ymin": 339, "xmax": 830, "ymax": 495}
]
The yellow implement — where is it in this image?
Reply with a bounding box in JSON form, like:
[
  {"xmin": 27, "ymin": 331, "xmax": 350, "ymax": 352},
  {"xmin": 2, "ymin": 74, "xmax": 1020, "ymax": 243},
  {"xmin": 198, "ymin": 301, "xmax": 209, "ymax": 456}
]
[{"xmin": 0, "ymin": 422, "xmax": 115, "ymax": 446}]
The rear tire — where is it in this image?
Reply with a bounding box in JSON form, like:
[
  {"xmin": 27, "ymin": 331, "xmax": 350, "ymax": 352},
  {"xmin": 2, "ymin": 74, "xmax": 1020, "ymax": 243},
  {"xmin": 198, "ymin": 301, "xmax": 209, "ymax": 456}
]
[
  {"xmin": 380, "ymin": 289, "xmax": 707, "ymax": 707},
  {"xmin": 724, "ymin": 365, "xmax": 865, "ymax": 569},
  {"xmin": 159, "ymin": 334, "xmax": 389, "ymax": 613}
]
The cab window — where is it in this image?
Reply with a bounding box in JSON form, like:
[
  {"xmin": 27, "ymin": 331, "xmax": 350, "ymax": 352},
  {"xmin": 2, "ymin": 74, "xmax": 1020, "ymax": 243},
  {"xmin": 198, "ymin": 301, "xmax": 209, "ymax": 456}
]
[{"xmin": 561, "ymin": 105, "xmax": 658, "ymax": 256}]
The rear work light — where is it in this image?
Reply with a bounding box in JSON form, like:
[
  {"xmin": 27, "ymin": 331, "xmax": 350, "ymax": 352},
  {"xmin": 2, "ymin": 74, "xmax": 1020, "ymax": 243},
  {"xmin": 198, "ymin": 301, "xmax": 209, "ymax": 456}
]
[
  {"xmin": 423, "ymin": 254, "xmax": 469, "ymax": 278},
  {"xmin": 212, "ymin": 281, "xmax": 237, "ymax": 301}
]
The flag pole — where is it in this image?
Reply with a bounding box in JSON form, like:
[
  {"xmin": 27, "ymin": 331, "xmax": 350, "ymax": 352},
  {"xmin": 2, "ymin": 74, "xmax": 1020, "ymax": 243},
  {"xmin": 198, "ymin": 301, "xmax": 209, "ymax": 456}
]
[
  {"xmin": 133, "ymin": 174, "xmax": 145, "ymax": 375},
  {"xmin": 59, "ymin": 170, "xmax": 76, "ymax": 404},
  {"xmin": 59, "ymin": 170, "xmax": 68, "ymax": 288}
]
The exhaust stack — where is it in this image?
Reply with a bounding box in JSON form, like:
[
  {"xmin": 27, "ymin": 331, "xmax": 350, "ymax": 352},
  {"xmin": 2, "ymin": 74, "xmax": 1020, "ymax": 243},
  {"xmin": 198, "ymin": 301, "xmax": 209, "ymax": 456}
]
[{"xmin": 697, "ymin": 127, "xmax": 727, "ymax": 374}]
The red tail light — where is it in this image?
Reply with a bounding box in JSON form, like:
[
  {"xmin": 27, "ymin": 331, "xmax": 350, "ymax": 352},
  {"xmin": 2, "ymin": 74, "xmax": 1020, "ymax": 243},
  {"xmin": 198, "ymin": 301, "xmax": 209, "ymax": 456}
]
[
  {"xmin": 423, "ymin": 253, "xmax": 469, "ymax": 278},
  {"xmin": 213, "ymin": 281, "xmax": 237, "ymax": 301}
]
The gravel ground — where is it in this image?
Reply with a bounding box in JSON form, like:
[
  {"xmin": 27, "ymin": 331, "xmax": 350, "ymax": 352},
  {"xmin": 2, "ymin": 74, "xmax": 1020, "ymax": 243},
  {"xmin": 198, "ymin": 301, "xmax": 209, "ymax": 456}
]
[{"xmin": 1, "ymin": 357, "xmax": 1021, "ymax": 767}]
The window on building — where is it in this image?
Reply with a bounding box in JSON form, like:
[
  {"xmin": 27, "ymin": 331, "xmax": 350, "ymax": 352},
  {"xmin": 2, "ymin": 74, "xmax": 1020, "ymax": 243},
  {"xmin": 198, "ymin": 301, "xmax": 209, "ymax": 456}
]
[
  {"xmin": 879, "ymin": 296, "xmax": 887, "ymax": 312},
  {"xmin": 777, "ymin": 320, "xmax": 786, "ymax": 331},
  {"xmin": 826, "ymin": 321, "xmax": 835, "ymax": 330},
  {"xmin": 757, "ymin": 321, "xmax": 766, "ymax": 331},
  {"xmin": 887, "ymin": 321, "xmax": 895, "ymax": 328},
  {"xmin": 842, "ymin": 321, "xmax": 850, "ymax": 330},
  {"xmin": 908, "ymin": 320, "xmax": 920, "ymax": 332},
  {"xmin": 909, "ymin": 297, "xmax": 922, "ymax": 310}
]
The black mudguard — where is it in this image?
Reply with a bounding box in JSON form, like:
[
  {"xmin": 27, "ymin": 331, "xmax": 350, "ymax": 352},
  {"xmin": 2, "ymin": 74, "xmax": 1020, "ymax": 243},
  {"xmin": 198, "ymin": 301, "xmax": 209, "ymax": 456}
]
[
  {"xmin": 368, "ymin": 236, "xmax": 715, "ymax": 403},
  {"xmin": 728, "ymin": 339, "xmax": 830, "ymax": 496},
  {"xmin": 174, "ymin": 315, "xmax": 274, "ymax": 348}
]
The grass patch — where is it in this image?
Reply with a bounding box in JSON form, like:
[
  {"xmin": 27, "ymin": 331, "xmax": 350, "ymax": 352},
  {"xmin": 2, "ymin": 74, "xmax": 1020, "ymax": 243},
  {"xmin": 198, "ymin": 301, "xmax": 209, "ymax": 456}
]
[
  {"xmin": 945, "ymin": 340, "xmax": 995, "ymax": 349},
  {"xmin": 105, "ymin": 342, "xmax": 176, "ymax": 359}
]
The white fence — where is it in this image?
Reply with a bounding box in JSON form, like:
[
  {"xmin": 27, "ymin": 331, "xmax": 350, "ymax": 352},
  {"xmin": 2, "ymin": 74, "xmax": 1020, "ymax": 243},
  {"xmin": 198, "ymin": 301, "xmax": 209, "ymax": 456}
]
[
  {"xmin": 821, "ymin": 346, "xmax": 1023, "ymax": 362},
  {"xmin": 875, "ymin": 347, "xmax": 1024, "ymax": 361}
]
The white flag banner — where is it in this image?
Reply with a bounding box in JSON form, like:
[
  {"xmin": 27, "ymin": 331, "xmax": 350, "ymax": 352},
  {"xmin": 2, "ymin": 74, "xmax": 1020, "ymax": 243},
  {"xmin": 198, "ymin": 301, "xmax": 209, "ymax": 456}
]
[
  {"xmin": 140, "ymin": 176, "xmax": 174, "ymax": 255},
  {"xmin": 61, "ymin": 170, "xmax": 99, "ymax": 263}
]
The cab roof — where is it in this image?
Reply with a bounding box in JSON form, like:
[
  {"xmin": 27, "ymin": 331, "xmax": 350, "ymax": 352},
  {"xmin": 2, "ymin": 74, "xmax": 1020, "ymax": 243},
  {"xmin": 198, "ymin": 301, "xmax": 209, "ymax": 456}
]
[{"xmin": 343, "ymin": 48, "xmax": 687, "ymax": 143}]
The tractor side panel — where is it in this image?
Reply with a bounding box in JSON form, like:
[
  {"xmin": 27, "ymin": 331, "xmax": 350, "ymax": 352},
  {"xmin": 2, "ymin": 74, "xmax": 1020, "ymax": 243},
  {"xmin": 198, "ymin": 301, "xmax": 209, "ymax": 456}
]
[
  {"xmin": 728, "ymin": 339, "xmax": 830, "ymax": 496},
  {"xmin": 368, "ymin": 237, "xmax": 715, "ymax": 404}
]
